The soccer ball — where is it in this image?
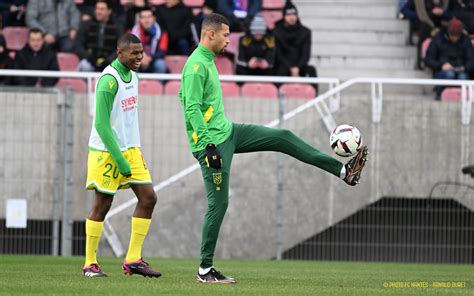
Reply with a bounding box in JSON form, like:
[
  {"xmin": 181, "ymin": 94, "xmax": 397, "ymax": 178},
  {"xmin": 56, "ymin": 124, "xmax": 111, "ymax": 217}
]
[{"xmin": 329, "ymin": 124, "xmax": 362, "ymax": 157}]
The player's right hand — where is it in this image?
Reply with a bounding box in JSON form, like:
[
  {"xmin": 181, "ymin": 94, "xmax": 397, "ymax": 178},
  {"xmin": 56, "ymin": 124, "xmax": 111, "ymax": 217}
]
[
  {"xmin": 205, "ymin": 144, "xmax": 222, "ymax": 169},
  {"xmin": 116, "ymin": 158, "xmax": 132, "ymax": 178}
]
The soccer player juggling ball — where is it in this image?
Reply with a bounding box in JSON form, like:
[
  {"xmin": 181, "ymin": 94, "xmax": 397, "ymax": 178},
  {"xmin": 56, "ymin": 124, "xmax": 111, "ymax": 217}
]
[
  {"xmin": 82, "ymin": 34, "xmax": 161, "ymax": 278},
  {"xmin": 178, "ymin": 13, "xmax": 368, "ymax": 284}
]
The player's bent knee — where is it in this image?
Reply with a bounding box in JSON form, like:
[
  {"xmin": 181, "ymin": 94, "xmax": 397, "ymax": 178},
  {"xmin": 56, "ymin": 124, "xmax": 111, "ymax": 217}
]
[
  {"xmin": 277, "ymin": 128, "xmax": 293, "ymax": 138},
  {"xmin": 140, "ymin": 192, "xmax": 157, "ymax": 209}
]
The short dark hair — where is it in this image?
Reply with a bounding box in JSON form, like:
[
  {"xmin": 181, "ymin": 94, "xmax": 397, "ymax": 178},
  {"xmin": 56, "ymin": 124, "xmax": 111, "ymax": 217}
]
[
  {"xmin": 139, "ymin": 6, "xmax": 155, "ymax": 16},
  {"xmin": 96, "ymin": 0, "xmax": 111, "ymax": 9},
  {"xmin": 28, "ymin": 28, "xmax": 43, "ymax": 37},
  {"xmin": 201, "ymin": 13, "xmax": 229, "ymax": 36},
  {"xmin": 117, "ymin": 33, "xmax": 142, "ymax": 49}
]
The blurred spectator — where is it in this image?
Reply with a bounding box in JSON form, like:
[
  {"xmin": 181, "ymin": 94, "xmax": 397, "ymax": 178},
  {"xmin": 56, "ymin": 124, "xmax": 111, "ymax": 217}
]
[
  {"xmin": 411, "ymin": 0, "xmax": 454, "ymax": 69},
  {"xmin": 74, "ymin": 0, "xmax": 123, "ymax": 72},
  {"xmin": 13, "ymin": 28, "xmax": 59, "ymax": 87},
  {"xmin": 236, "ymin": 14, "xmax": 275, "ymax": 76},
  {"xmin": 398, "ymin": 0, "xmax": 408, "ymax": 18},
  {"xmin": 425, "ymin": 18, "xmax": 473, "ymax": 99},
  {"xmin": 26, "ymin": 0, "xmax": 80, "ymax": 52},
  {"xmin": 217, "ymin": 0, "xmax": 262, "ymax": 32},
  {"xmin": 77, "ymin": 0, "xmax": 125, "ymax": 24},
  {"xmin": 401, "ymin": 0, "xmax": 418, "ymax": 20},
  {"xmin": 0, "ymin": 35, "xmax": 14, "ymax": 85},
  {"xmin": 273, "ymin": 2, "xmax": 317, "ymax": 84},
  {"xmin": 125, "ymin": 0, "xmax": 149, "ymax": 31},
  {"xmin": 452, "ymin": 0, "xmax": 474, "ymax": 33},
  {"xmin": 400, "ymin": 0, "xmax": 420, "ymax": 45},
  {"xmin": 131, "ymin": 6, "xmax": 168, "ymax": 73},
  {"xmin": 190, "ymin": 0, "xmax": 217, "ymax": 46},
  {"xmin": 0, "ymin": 0, "xmax": 27, "ymax": 28},
  {"xmin": 155, "ymin": 0, "xmax": 193, "ymax": 55}
]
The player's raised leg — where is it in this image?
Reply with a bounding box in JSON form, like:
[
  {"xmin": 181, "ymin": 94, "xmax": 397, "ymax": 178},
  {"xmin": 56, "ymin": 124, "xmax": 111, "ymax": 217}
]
[{"xmin": 233, "ymin": 124, "xmax": 368, "ymax": 185}]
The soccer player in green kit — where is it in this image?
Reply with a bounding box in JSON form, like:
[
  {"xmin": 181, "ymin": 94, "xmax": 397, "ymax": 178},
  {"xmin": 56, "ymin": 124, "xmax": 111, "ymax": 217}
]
[{"xmin": 179, "ymin": 13, "xmax": 368, "ymax": 284}]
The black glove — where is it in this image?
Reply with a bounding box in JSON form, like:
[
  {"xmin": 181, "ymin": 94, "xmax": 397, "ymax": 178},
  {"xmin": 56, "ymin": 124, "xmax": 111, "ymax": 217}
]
[
  {"xmin": 205, "ymin": 144, "xmax": 222, "ymax": 169},
  {"xmin": 462, "ymin": 165, "xmax": 474, "ymax": 177}
]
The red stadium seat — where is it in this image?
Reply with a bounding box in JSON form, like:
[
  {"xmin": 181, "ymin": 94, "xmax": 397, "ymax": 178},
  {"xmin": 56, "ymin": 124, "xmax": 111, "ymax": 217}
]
[
  {"xmin": 57, "ymin": 52, "xmax": 80, "ymax": 71},
  {"xmin": 279, "ymin": 83, "xmax": 317, "ymax": 99},
  {"xmin": 221, "ymin": 82, "xmax": 240, "ymax": 97},
  {"xmin": 164, "ymin": 80, "xmax": 181, "ymax": 96},
  {"xmin": 226, "ymin": 32, "xmax": 243, "ymax": 56},
  {"xmin": 183, "ymin": 0, "xmax": 204, "ymax": 6},
  {"xmin": 241, "ymin": 82, "xmax": 278, "ymax": 99},
  {"xmin": 149, "ymin": 0, "xmax": 166, "ymax": 4},
  {"xmin": 165, "ymin": 55, "xmax": 187, "ymax": 73},
  {"xmin": 215, "ymin": 56, "xmax": 234, "ymax": 74},
  {"xmin": 139, "ymin": 80, "xmax": 163, "ymax": 95},
  {"xmin": 262, "ymin": 10, "xmax": 283, "ymax": 30},
  {"xmin": 57, "ymin": 79, "xmax": 88, "ymax": 93},
  {"xmin": 421, "ymin": 38, "xmax": 431, "ymax": 60},
  {"xmin": 3, "ymin": 26, "xmax": 29, "ymax": 51},
  {"xmin": 441, "ymin": 87, "xmax": 463, "ymax": 102},
  {"xmin": 262, "ymin": 0, "xmax": 285, "ymax": 9}
]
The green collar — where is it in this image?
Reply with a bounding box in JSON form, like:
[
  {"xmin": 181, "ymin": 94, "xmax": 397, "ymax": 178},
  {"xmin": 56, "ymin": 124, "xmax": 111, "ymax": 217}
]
[
  {"xmin": 111, "ymin": 59, "xmax": 131, "ymax": 82},
  {"xmin": 197, "ymin": 44, "xmax": 215, "ymax": 61}
]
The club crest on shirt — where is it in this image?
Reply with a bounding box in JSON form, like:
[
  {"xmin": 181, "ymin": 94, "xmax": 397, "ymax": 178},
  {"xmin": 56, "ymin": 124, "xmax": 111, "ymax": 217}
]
[
  {"xmin": 109, "ymin": 79, "xmax": 115, "ymax": 89},
  {"xmin": 212, "ymin": 172, "xmax": 222, "ymax": 191},
  {"xmin": 213, "ymin": 173, "xmax": 222, "ymax": 185},
  {"xmin": 193, "ymin": 64, "xmax": 199, "ymax": 73}
]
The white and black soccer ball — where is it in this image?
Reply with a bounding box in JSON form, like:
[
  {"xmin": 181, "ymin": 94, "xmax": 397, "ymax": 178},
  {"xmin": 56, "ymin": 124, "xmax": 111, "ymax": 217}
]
[{"xmin": 329, "ymin": 124, "xmax": 362, "ymax": 157}]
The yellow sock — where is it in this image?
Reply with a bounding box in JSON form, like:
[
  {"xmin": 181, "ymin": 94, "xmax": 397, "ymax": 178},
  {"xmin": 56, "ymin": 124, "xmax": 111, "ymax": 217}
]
[
  {"xmin": 125, "ymin": 217, "xmax": 152, "ymax": 262},
  {"xmin": 84, "ymin": 219, "xmax": 104, "ymax": 267}
]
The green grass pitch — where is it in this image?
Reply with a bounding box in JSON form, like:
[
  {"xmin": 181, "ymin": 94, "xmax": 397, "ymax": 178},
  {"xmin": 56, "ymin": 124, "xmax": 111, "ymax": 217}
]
[{"xmin": 0, "ymin": 256, "xmax": 472, "ymax": 295}]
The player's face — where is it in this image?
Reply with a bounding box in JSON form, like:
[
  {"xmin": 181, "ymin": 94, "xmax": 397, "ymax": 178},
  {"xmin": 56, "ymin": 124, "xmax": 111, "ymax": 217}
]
[
  {"xmin": 213, "ymin": 24, "xmax": 230, "ymax": 55},
  {"xmin": 119, "ymin": 43, "xmax": 144, "ymax": 71}
]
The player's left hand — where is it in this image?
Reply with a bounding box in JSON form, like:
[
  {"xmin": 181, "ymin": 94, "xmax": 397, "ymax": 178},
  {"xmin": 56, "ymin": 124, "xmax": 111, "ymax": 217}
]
[{"xmin": 205, "ymin": 144, "xmax": 222, "ymax": 169}]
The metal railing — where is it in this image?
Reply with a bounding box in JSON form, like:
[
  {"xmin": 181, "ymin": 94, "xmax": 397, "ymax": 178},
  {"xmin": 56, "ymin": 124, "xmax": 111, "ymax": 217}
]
[{"xmin": 0, "ymin": 69, "xmax": 472, "ymax": 259}]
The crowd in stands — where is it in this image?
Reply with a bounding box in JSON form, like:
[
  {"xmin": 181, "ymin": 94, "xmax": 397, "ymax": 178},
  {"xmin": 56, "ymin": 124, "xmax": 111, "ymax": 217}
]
[
  {"xmin": 400, "ymin": 0, "xmax": 474, "ymax": 99},
  {"xmin": 0, "ymin": 0, "xmax": 318, "ymax": 96},
  {"xmin": 2, "ymin": 0, "xmax": 470, "ymax": 100}
]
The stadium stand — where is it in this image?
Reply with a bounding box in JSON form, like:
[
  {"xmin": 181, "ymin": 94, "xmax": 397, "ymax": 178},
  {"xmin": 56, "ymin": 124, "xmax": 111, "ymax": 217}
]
[
  {"xmin": 183, "ymin": 0, "xmax": 204, "ymax": 6},
  {"xmin": 164, "ymin": 55, "xmax": 187, "ymax": 73},
  {"xmin": 420, "ymin": 38, "xmax": 432, "ymax": 61},
  {"xmin": 139, "ymin": 79, "xmax": 164, "ymax": 95},
  {"xmin": 2, "ymin": 26, "xmax": 29, "ymax": 51},
  {"xmin": 262, "ymin": 0, "xmax": 285, "ymax": 9},
  {"xmin": 261, "ymin": 10, "xmax": 283, "ymax": 30},
  {"xmin": 241, "ymin": 82, "xmax": 278, "ymax": 99},
  {"xmin": 57, "ymin": 52, "xmax": 80, "ymax": 71},
  {"xmin": 56, "ymin": 78, "xmax": 88, "ymax": 93},
  {"xmin": 279, "ymin": 83, "xmax": 316, "ymax": 99},
  {"xmin": 149, "ymin": 0, "xmax": 167, "ymax": 4},
  {"xmin": 441, "ymin": 87, "xmax": 463, "ymax": 102},
  {"xmin": 215, "ymin": 56, "xmax": 234, "ymax": 75},
  {"xmin": 226, "ymin": 32, "xmax": 244, "ymax": 57},
  {"xmin": 221, "ymin": 81, "xmax": 240, "ymax": 97},
  {"xmin": 164, "ymin": 80, "xmax": 181, "ymax": 96}
]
